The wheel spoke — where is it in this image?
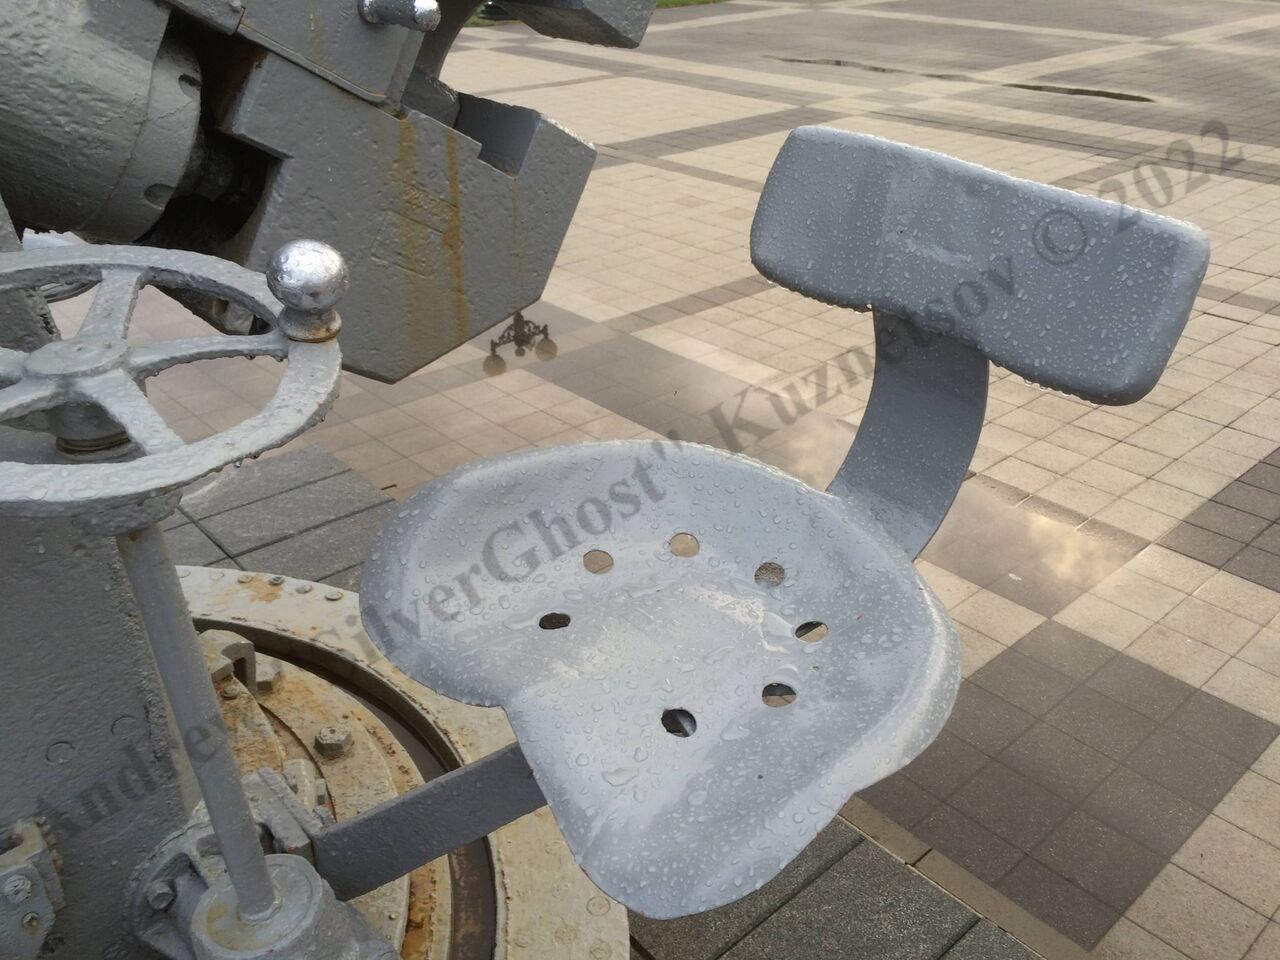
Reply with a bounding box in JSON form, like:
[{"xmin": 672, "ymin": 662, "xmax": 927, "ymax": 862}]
[
  {"xmin": 78, "ymin": 268, "xmax": 143, "ymax": 339},
  {"xmin": 127, "ymin": 331, "xmax": 289, "ymax": 379},
  {"xmin": 0, "ymin": 379, "xmax": 62, "ymax": 423},
  {"xmin": 74, "ymin": 371, "xmax": 183, "ymax": 454}
]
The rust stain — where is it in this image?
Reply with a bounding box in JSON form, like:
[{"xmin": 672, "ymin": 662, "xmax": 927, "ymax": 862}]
[
  {"xmin": 245, "ymin": 578, "xmax": 284, "ymax": 603},
  {"xmin": 442, "ymin": 132, "xmax": 469, "ymax": 344}
]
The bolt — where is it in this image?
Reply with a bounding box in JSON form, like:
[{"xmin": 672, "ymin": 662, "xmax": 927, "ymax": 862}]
[
  {"xmin": 220, "ymin": 685, "xmax": 240, "ymax": 700},
  {"xmin": 146, "ymin": 880, "xmax": 176, "ymax": 912},
  {"xmin": 3, "ymin": 875, "xmax": 32, "ymax": 904},
  {"xmin": 256, "ymin": 660, "xmax": 283, "ymax": 694},
  {"xmin": 324, "ymin": 589, "xmax": 342, "ymax": 601},
  {"xmin": 313, "ymin": 726, "xmax": 352, "ymax": 760},
  {"xmin": 296, "ymin": 583, "xmax": 313, "ymax": 594},
  {"xmin": 21, "ymin": 912, "xmax": 38, "ymax": 932},
  {"xmin": 268, "ymin": 575, "xmax": 285, "ymax": 585}
]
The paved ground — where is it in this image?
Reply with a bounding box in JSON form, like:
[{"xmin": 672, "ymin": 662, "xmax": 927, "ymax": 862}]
[{"xmin": 52, "ymin": 0, "xmax": 1280, "ymax": 957}]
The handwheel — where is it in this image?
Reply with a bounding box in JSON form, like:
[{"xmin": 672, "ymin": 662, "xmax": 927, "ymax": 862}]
[{"xmin": 0, "ymin": 241, "xmax": 345, "ymax": 525}]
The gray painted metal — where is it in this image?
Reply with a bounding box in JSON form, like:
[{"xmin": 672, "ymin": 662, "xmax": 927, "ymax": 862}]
[
  {"xmin": 0, "ymin": 820, "xmax": 64, "ymax": 960},
  {"xmin": 0, "ymin": 245, "xmax": 340, "ymax": 524},
  {"xmin": 751, "ymin": 127, "xmax": 1211, "ymax": 405},
  {"xmin": 360, "ymin": 438, "xmax": 959, "ymax": 918},
  {"xmin": 828, "ymin": 310, "xmax": 988, "ymax": 558},
  {"xmin": 313, "ymin": 743, "xmax": 546, "ymax": 901},
  {"xmin": 497, "ymin": 0, "xmax": 653, "ymax": 48},
  {"xmin": 116, "ymin": 524, "xmax": 282, "ymax": 922},
  {"xmin": 359, "ymin": 0, "xmax": 443, "ymax": 33}
]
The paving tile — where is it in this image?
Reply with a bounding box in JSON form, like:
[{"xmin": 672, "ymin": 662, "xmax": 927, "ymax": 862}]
[
  {"xmin": 1163, "ymin": 596, "xmax": 1260, "ymax": 656},
  {"xmin": 1226, "ymin": 548, "xmax": 1280, "ymax": 594},
  {"xmin": 1217, "ymin": 772, "xmax": 1280, "ymax": 850},
  {"xmin": 1194, "ymin": 572, "xmax": 1280, "ymax": 626},
  {"xmin": 1083, "ymin": 767, "xmax": 1207, "ymax": 859},
  {"xmin": 950, "ymin": 762, "xmax": 1073, "ymax": 852},
  {"xmin": 1129, "ymin": 545, "xmax": 1218, "ymax": 594},
  {"xmin": 1129, "ymin": 865, "xmax": 1268, "ymax": 960},
  {"xmin": 180, "ymin": 447, "xmax": 348, "ymax": 519},
  {"xmin": 946, "ymin": 682, "xmax": 1036, "ymax": 756},
  {"xmin": 1126, "ymin": 624, "xmax": 1230, "ymax": 687},
  {"xmin": 236, "ymin": 503, "xmax": 397, "ymax": 583},
  {"xmin": 995, "ymin": 857, "xmax": 1119, "ymax": 949},
  {"xmin": 1008, "ymin": 624, "xmax": 1115, "ymax": 690},
  {"xmin": 970, "ymin": 651, "xmax": 1076, "ymax": 718},
  {"xmin": 1185, "ymin": 501, "xmax": 1271, "ymax": 544},
  {"xmin": 1240, "ymin": 627, "xmax": 1280, "ymax": 679},
  {"xmin": 1094, "ymin": 918, "xmax": 1192, "ymax": 960},
  {"xmin": 201, "ymin": 471, "xmax": 390, "ymax": 555},
  {"xmin": 630, "ymin": 820, "xmax": 861, "ymax": 960},
  {"xmin": 1031, "ymin": 810, "xmax": 1164, "ymax": 912},
  {"xmin": 1086, "ymin": 655, "xmax": 1195, "ymax": 722},
  {"xmin": 1045, "ymin": 686, "xmax": 1157, "ymax": 761},
  {"xmin": 1172, "ymin": 815, "xmax": 1280, "ymax": 917},
  {"xmin": 942, "ymin": 921, "xmax": 1040, "ymax": 960},
  {"xmin": 1166, "ymin": 691, "xmax": 1279, "ymax": 767},
  {"xmin": 1000, "ymin": 722, "xmax": 1116, "ymax": 805},
  {"xmin": 855, "ymin": 773, "xmax": 938, "ymax": 830},
  {"xmin": 914, "ymin": 805, "xmax": 1022, "ymax": 885},
  {"xmin": 1161, "ymin": 523, "xmax": 1245, "ymax": 568},
  {"xmin": 1213, "ymin": 483, "xmax": 1280, "ymax": 522},
  {"xmin": 1204, "ymin": 660, "xmax": 1280, "ymax": 725},
  {"xmin": 900, "ymin": 732, "xmax": 988, "ymax": 800},
  {"xmin": 1126, "ymin": 728, "xmax": 1245, "ymax": 810},
  {"xmin": 165, "ymin": 522, "xmax": 228, "ymax": 566},
  {"xmin": 722, "ymin": 841, "xmax": 976, "ymax": 960},
  {"xmin": 1241, "ymin": 464, "xmax": 1280, "ymax": 497},
  {"xmin": 951, "ymin": 590, "xmax": 1045, "ymax": 645},
  {"xmin": 1054, "ymin": 594, "xmax": 1152, "ymax": 651},
  {"xmin": 1246, "ymin": 924, "xmax": 1280, "ymax": 960}
]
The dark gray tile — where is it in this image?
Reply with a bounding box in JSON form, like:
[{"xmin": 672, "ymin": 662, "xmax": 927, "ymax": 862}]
[
  {"xmin": 1125, "ymin": 728, "xmax": 1244, "ymax": 809},
  {"xmin": 630, "ymin": 820, "xmax": 861, "ymax": 960},
  {"xmin": 1166, "ymin": 691, "xmax": 1278, "ymax": 767},
  {"xmin": 236, "ymin": 503, "xmax": 395, "ymax": 583},
  {"xmin": 723, "ymin": 841, "xmax": 976, "ymax": 960},
  {"xmin": 1000, "ymin": 723, "xmax": 1116, "ymax": 804},
  {"xmin": 321, "ymin": 565, "xmax": 364, "ymax": 593},
  {"xmin": 901, "ymin": 732, "xmax": 989, "ymax": 799},
  {"xmin": 1240, "ymin": 462, "xmax": 1280, "ymax": 496},
  {"xmin": 1045, "ymin": 686, "xmax": 1157, "ymax": 761},
  {"xmin": 1074, "ymin": 520, "xmax": 1148, "ymax": 558},
  {"xmin": 1160, "ymin": 522, "xmax": 1244, "ymax": 567},
  {"xmin": 164, "ymin": 522, "xmax": 228, "ymax": 566},
  {"xmin": 181, "ymin": 447, "xmax": 348, "ymax": 520},
  {"xmin": 1083, "ymin": 767, "xmax": 1206, "ymax": 857},
  {"xmin": 971, "ymin": 651, "xmax": 1075, "ymax": 717},
  {"xmin": 1013, "ymin": 621, "xmax": 1115, "ymax": 681},
  {"xmin": 1031, "ymin": 811, "xmax": 1164, "ymax": 911},
  {"xmin": 950, "ymin": 762, "xmax": 1073, "ymax": 851},
  {"xmin": 1214, "ymin": 482, "xmax": 1280, "ymax": 521},
  {"xmin": 946, "ymin": 683, "xmax": 1036, "ymax": 755},
  {"xmin": 943, "ymin": 921, "xmax": 1040, "ymax": 960},
  {"xmin": 987, "ymin": 566, "xmax": 1090, "ymax": 618},
  {"xmin": 855, "ymin": 773, "xmax": 939, "ymax": 829},
  {"xmin": 1185, "ymin": 501, "xmax": 1271, "ymax": 543},
  {"xmin": 1086, "ymin": 655, "xmax": 1195, "ymax": 722},
  {"xmin": 1225, "ymin": 546, "xmax": 1280, "ymax": 592},
  {"xmin": 201, "ymin": 471, "xmax": 390, "ymax": 555},
  {"xmin": 996, "ymin": 857, "xmax": 1119, "ymax": 949},
  {"xmin": 1251, "ymin": 526, "xmax": 1280, "ymax": 556},
  {"xmin": 915, "ymin": 805, "xmax": 1022, "ymax": 884}
]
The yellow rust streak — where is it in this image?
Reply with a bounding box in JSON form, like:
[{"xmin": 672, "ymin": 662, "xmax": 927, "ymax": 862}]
[{"xmin": 442, "ymin": 132, "xmax": 469, "ymax": 344}]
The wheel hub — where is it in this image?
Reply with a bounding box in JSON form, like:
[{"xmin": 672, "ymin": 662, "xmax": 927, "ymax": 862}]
[{"xmin": 23, "ymin": 337, "xmax": 126, "ymax": 378}]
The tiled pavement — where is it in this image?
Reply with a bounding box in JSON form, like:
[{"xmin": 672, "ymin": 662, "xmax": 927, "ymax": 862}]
[{"xmin": 51, "ymin": 0, "xmax": 1280, "ymax": 957}]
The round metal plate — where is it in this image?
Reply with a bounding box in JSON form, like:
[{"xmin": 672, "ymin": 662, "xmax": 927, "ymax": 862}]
[{"xmin": 360, "ymin": 439, "xmax": 959, "ymax": 919}]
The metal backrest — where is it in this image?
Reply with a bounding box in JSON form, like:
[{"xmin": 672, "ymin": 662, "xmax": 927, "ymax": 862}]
[{"xmin": 751, "ymin": 127, "xmax": 1211, "ymax": 404}]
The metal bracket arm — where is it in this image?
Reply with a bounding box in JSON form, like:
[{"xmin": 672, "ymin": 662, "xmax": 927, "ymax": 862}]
[{"xmin": 311, "ymin": 743, "xmax": 546, "ymax": 901}]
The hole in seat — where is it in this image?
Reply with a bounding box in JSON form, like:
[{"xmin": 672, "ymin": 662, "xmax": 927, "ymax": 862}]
[
  {"xmin": 762, "ymin": 683, "xmax": 797, "ymax": 707},
  {"xmin": 661, "ymin": 708, "xmax": 697, "ymax": 737},
  {"xmin": 539, "ymin": 612, "xmax": 571, "ymax": 630},
  {"xmin": 584, "ymin": 549, "xmax": 614, "ymax": 574},
  {"xmin": 794, "ymin": 621, "xmax": 827, "ymax": 642},
  {"xmin": 669, "ymin": 533, "xmax": 699, "ymax": 557},
  {"xmin": 754, "ymin": 562, "xmax": 785, "ymax": 586}
]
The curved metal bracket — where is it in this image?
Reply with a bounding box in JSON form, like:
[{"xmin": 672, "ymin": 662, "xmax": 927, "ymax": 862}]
[{"xmin": 828, "ymin": 310, "xmax": 988, "ymax": 559}]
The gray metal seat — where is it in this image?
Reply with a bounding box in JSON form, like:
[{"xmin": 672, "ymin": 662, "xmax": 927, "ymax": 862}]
[{"xmin": 360, "ymin": 127, "xmax": 1210, "ymax": 919}]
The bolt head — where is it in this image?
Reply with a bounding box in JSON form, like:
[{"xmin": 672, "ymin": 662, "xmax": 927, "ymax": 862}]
[
  {"xmin": 146, "ymin": 880, "xmax": 176, "ymax": 912},
  {"xmin": 3, "ymin": 875, "xmax": 32, "ymax": 904},
  {"xmin": 21, "ymin": 912, "xmax": 38, "ymax": 931},
  {"xmin": 266, "ymin": 240, "xmax": 349, "ymax": 314},
  {"xmin": 314, "ymin": 726, "xmax": 353, "ymax": 760}
]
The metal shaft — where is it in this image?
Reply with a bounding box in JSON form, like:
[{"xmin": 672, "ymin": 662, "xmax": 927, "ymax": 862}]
[{"xmin": 115, "ymin": 523, "xmax": 279, "ymax": 921}]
